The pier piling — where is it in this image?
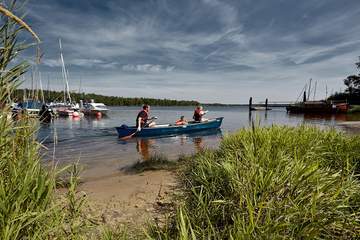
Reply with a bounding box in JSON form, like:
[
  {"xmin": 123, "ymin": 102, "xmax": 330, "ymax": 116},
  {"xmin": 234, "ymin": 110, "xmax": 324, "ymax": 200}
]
[
  {"xmin": 249, "ymin": 97, "xmax": 253, "ymax": 112},
  {"xmin": 265, "ymin": 98, "xmax": 268, "ymax": 110}
]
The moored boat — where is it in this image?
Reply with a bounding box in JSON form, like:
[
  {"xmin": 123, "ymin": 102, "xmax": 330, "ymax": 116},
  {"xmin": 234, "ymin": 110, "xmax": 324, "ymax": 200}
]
[
  {"xmin": 17, "ymin": 100, "xmax": 42, "ymax": 117},
  {"xmin": 82, "ymin": 102, "xmax": 109, "ymax": 116},
  {"xmin": 115, "ymin": 117, "xmax": 223, "ymax": 138},
  {"xmin": 286, "ymin": 101, "xmax": 349, "ymax": 114}
]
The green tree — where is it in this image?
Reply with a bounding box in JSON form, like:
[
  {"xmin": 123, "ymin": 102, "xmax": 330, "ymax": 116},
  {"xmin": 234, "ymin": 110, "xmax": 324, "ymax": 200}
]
[
  {"xmin": 343, "ymin": 57, "xmax": 360, "ymax": 95},
  {"xmin": 344, "ymin": 75, "xmax": 360, "ymax": 95}
]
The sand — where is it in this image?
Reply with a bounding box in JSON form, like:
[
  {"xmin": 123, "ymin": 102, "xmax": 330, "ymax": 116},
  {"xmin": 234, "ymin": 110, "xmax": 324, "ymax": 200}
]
[
  {"xmin": 337, "ymin": 121, "xmax": 360, "ymax": 134},
  {"xmin": 77, "ymin": 169, "xmax": 178, "ymax": 230}
]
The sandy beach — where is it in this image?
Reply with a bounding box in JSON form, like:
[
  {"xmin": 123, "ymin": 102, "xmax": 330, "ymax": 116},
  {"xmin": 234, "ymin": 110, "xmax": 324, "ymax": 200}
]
[
  {"xmin": 337, "ymin": 121, "xmax": 360, "ymax": 134},
  {"xmin": 77, "ymin": 168, "xmax": 178, "ymax": 231}
]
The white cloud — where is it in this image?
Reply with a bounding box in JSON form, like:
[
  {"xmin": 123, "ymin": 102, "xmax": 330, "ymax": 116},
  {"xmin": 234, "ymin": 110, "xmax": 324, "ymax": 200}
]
[
  {"xmin": 122, "ymin": 64, "xmax": 175, "ymax": 73},
  {"xmin": 43, "ymin": 58, "xmax": 118, "ymax": 69}
]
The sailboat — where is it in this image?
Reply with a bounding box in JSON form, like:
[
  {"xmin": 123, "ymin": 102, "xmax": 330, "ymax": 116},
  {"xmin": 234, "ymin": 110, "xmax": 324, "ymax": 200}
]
[
  {"xmin": 16, "ymin": 70, "xmax": 43, "ymax": 117},
  {"xmin": 49, "ymin": 39, "xmax": 80, "ymax": 117},
  {"xmin": 286, "ymin": 79, "xmax": 349, "ymax": 114}
]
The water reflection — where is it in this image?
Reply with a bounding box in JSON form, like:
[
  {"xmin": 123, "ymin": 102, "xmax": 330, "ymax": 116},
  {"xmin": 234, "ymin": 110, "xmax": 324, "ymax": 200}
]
[
  {"xmin": 134, "ymin": 129, "xmax": 222, "ymax": 161},
  {"xmin": 136, "ymin": 138, "xmax": 153, "ymax": 160},
  {"xmin": 287, "ymin": 112, "xmax": 360, "ymax": 124},
  {"xmin": 193, "ymin": 137, "xmax": 204, "ymax": 152}
]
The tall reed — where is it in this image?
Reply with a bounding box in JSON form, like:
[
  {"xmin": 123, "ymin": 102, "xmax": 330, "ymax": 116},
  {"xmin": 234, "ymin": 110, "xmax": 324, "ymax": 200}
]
[{"xmin": 0, "ymin": 1, "xmax": 95, "ymax": 239}]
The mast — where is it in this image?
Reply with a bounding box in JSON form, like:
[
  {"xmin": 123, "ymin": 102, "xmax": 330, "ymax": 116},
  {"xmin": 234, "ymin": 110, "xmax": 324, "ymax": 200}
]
[
  {"xmin": 31, "ymin": 68, "xmax": 34, "ymax": 99},
  {"xmin": 47, "ymin": 74, "xmax": 50, "ymax": 100},
  {"xmin": 313, "ymin": 81, "xmax": 317, "ymax": 100},
  {"xmin": 39, "ymin": 72, "xmax": 45, "ymax": 103},
  {"xmin": 59, "ymin": 38, "xmax": 71, "ymax": 103},
  {"xmin": 66, "ymin": 69, "xmax": 72, "ymax": 102},
  {"xmin": 307, "ymin": 78, "xmax": 312, "ymax": 101},
  {"xmin": 325, "ymin": 84, "xmax": 328, "ymax": 100},
  {"xmin": 34, "ymin": 66, "xmax": 39, "ymax": 101},
  {"xmin": 23, "ymin": 88, "xmax": 26, "ymax": 102}
]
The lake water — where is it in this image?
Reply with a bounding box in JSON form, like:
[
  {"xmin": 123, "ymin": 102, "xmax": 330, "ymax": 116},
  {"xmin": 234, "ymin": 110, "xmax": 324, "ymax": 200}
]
[{"xmin": 38, "ymin": 106, "xmax": 360, "ymax": 180}]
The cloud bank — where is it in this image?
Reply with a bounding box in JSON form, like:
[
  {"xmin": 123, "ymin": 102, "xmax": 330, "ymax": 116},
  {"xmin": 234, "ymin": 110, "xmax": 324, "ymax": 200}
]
[{"xmin": 19, "ymin": 0, "xmax": 360, "ymax": 103}]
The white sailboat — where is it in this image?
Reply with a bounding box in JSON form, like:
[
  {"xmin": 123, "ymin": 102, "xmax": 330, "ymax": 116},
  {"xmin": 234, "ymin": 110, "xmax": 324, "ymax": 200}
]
[{"xmin": 50, "ymin": 39, "xmax": 80, "ymax": 117}]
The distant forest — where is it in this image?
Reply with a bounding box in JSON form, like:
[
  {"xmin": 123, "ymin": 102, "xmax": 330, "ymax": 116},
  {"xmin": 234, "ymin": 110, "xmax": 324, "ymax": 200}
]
[{"xmin": 12, "ymin": 89, "xmax": 200, "ymax": 106}]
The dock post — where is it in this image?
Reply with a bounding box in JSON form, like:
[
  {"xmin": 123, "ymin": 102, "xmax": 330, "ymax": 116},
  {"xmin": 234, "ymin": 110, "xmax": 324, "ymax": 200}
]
[
  {"xmin": 265, "ymin": 98, "xmax": 268, "ymax": 110},
  {"xmin": 249, "ymin": 97, "xmax": 253, "ymax": 112}
]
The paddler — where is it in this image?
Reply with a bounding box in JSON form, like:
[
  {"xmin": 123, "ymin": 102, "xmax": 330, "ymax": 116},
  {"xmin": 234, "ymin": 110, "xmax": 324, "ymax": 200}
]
[
  {"xmin": 136, "ymin": 104, "xmax": 156, "ymax": 131},
  {"xmin": 193, "ymin": 105, "xmax": 208, "ymax": 122},
  {"xmin": 175, "ymin": 116, "xmax": 188, "ymax": 125}
]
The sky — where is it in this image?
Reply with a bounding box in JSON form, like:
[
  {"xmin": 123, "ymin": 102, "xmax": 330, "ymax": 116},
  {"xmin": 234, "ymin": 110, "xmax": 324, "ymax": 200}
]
[{"xmin": 14, "ymin": 0, "xmax": 360, "ymax": 103}]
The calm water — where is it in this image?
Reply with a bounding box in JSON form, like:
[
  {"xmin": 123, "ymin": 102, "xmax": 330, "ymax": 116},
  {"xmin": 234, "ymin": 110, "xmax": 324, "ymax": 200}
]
[{"xmin": 38, "ymin": 106, "xmax": 360, "ymax": 180}]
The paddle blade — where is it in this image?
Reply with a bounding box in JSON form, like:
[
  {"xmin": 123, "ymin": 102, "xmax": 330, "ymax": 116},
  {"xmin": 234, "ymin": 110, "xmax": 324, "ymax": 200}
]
[{"xmin": 119, "ymin": 130, "xmax": 138, "ymax": 140}]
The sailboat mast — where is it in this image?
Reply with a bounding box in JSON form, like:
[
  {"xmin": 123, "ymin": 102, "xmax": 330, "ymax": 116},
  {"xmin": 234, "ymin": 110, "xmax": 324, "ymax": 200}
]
[
  {"xmin": 59, "ymin": 39, "xmax": 71, "ymax": 103},
  {"xmin": 325, "ymin": 84, "xmax": 328, "ymax": 100},
  {"xmin": 66, "ymin": 69, "xmax": 72, "ymax": 103},
  {"xmin": 313, "ymin": 81, "xmax": 317, "ymax": 100},
  {"xmin": 307, "ymin": 78, "xmax": 312, "ymax": 101},
  {"xmin": 39, "ymin": 72, "xmax": 45, "ymax": 103},
  {"xmin": 31, "ymin": 68, "xmax": 34, "ymax": 99}
]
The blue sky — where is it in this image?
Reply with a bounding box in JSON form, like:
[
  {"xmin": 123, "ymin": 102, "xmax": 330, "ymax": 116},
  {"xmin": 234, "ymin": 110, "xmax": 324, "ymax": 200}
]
[{"xmin": 17, "ymin": 0, "xmax": 360, "ymax": 103}]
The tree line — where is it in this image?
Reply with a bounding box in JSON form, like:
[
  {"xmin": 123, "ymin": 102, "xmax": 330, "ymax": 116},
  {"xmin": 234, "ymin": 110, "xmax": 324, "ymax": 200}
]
[
  {"xmin": 12, "ymin": 89, "xmax": 200, "ymax": 106},
  {"xmin": 328, "ymin": 57, "xmax": 360, "ymax": 104}
]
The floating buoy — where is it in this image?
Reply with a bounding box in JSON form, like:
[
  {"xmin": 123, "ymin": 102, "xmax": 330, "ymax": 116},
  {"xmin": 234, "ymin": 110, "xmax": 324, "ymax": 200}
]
[
  {"xmin": 96, "ymin": 112, "xmax": 102, "ymax": 118},
  {"xmin": 73, "ymin": 111, "xmax": 80, "ymax": 117}
]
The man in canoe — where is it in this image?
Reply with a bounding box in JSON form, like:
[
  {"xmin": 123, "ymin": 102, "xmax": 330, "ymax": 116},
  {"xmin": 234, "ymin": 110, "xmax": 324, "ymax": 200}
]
[
  {"xmin": 193, "ymin": 106, "xmax": 208, "ymax": 122},
  {"xmin": 136, "ymin": 104, "xmax": 156, "ymax": 131}
]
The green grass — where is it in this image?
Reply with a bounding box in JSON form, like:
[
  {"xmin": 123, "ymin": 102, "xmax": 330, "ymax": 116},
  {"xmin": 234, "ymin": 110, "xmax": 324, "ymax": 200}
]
[
  {"xmin": 149, "ymin": 125, "xmax": 360, "ymax": 239},
  {"xmin": 349, "ymin": 105, "xmax": 360, "ymax": 113},
  {"xmin": 127, "ymin": 154, "xmax": 178, "ymax": 173},
  {"xmin": 0, "ymin": 2, "xmax": 105, "ymax": 238}
]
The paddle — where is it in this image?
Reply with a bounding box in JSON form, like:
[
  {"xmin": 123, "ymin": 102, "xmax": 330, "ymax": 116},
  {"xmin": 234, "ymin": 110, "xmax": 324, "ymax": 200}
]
[
  {"xmin": 119, "ymin": 116, "xmax": 158, "ymax": 140},
  {"xmin": 120, "ymin": 129, "xmax": 139, "ymax": 140}
]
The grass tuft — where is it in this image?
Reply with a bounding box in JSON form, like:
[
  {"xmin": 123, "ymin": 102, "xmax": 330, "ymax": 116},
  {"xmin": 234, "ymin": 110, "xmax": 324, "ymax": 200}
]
[{"xmin": 127, "ymin": 154, "xmax": 178, "ymax": 173}]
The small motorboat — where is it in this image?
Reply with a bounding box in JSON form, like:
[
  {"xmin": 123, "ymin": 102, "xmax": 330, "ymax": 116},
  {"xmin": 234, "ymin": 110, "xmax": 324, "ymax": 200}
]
[
  {"xmin": 81, "ymin": 101, "xmax": 109, "ymax": 116},
  {"xmin": 49, "ymin": 102, "xmax": 80, "ymax": 117},
  {"xmin": 115, "ymin": 117, "xmax": 223, "ymax": 138}
]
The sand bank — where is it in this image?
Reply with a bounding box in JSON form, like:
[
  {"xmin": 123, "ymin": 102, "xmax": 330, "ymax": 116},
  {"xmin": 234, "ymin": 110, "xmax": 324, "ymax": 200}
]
[{"xmin": 78, "ymin": 169, "xmax": 178, "ymax": 230}]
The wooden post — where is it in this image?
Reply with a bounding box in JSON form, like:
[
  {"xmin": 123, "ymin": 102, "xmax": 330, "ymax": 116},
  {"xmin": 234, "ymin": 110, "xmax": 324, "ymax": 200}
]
[
  {"xmin": 303, "ymin": 91, "xmax": 307, "ymax": 103},
  {"xmin": 265, "ymin": 98, "xmax": 268, "ymax": 110},
  {"xmin": 249, "ymin": 97, "xmax": 252, "ymax": 112}
]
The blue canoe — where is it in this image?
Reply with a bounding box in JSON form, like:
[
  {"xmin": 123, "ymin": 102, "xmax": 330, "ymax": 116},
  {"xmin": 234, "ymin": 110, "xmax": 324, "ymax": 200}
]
[{"xmin": 116, "ymin": 117, "xmax": 223, "ymax": 138}]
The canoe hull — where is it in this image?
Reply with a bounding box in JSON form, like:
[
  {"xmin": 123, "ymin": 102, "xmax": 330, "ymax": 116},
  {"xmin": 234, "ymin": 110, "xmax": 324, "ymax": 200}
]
[{"xmin": 116, "ymin": 117, "xmax": 223, "ymax": 138}]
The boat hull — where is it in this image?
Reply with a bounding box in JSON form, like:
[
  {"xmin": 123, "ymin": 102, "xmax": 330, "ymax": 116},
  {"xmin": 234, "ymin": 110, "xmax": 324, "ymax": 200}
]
[
  {"xmin": 286, "ymin": 102, "xmax": 349, "ymax": 114},
  {"xmin": 116, "ymin": 117, "xmax": 223, "ymax": 138},
  {"xmin": 82, "ymin": 109, "xmax": 109, "ymax": 115}
]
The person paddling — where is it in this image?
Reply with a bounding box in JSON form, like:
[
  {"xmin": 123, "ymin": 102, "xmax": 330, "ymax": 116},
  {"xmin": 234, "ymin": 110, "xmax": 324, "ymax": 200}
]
[
  {"xmin": 193, "ymin": 106, "xmax": 208, "ymax": 122},
  {"xmin": 136, "ymin": 104, "xmax": 156, "ymax": 131},
  {"xmin": 175, "ymin": 116, "xmax": 188, "ymax": 125}
]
